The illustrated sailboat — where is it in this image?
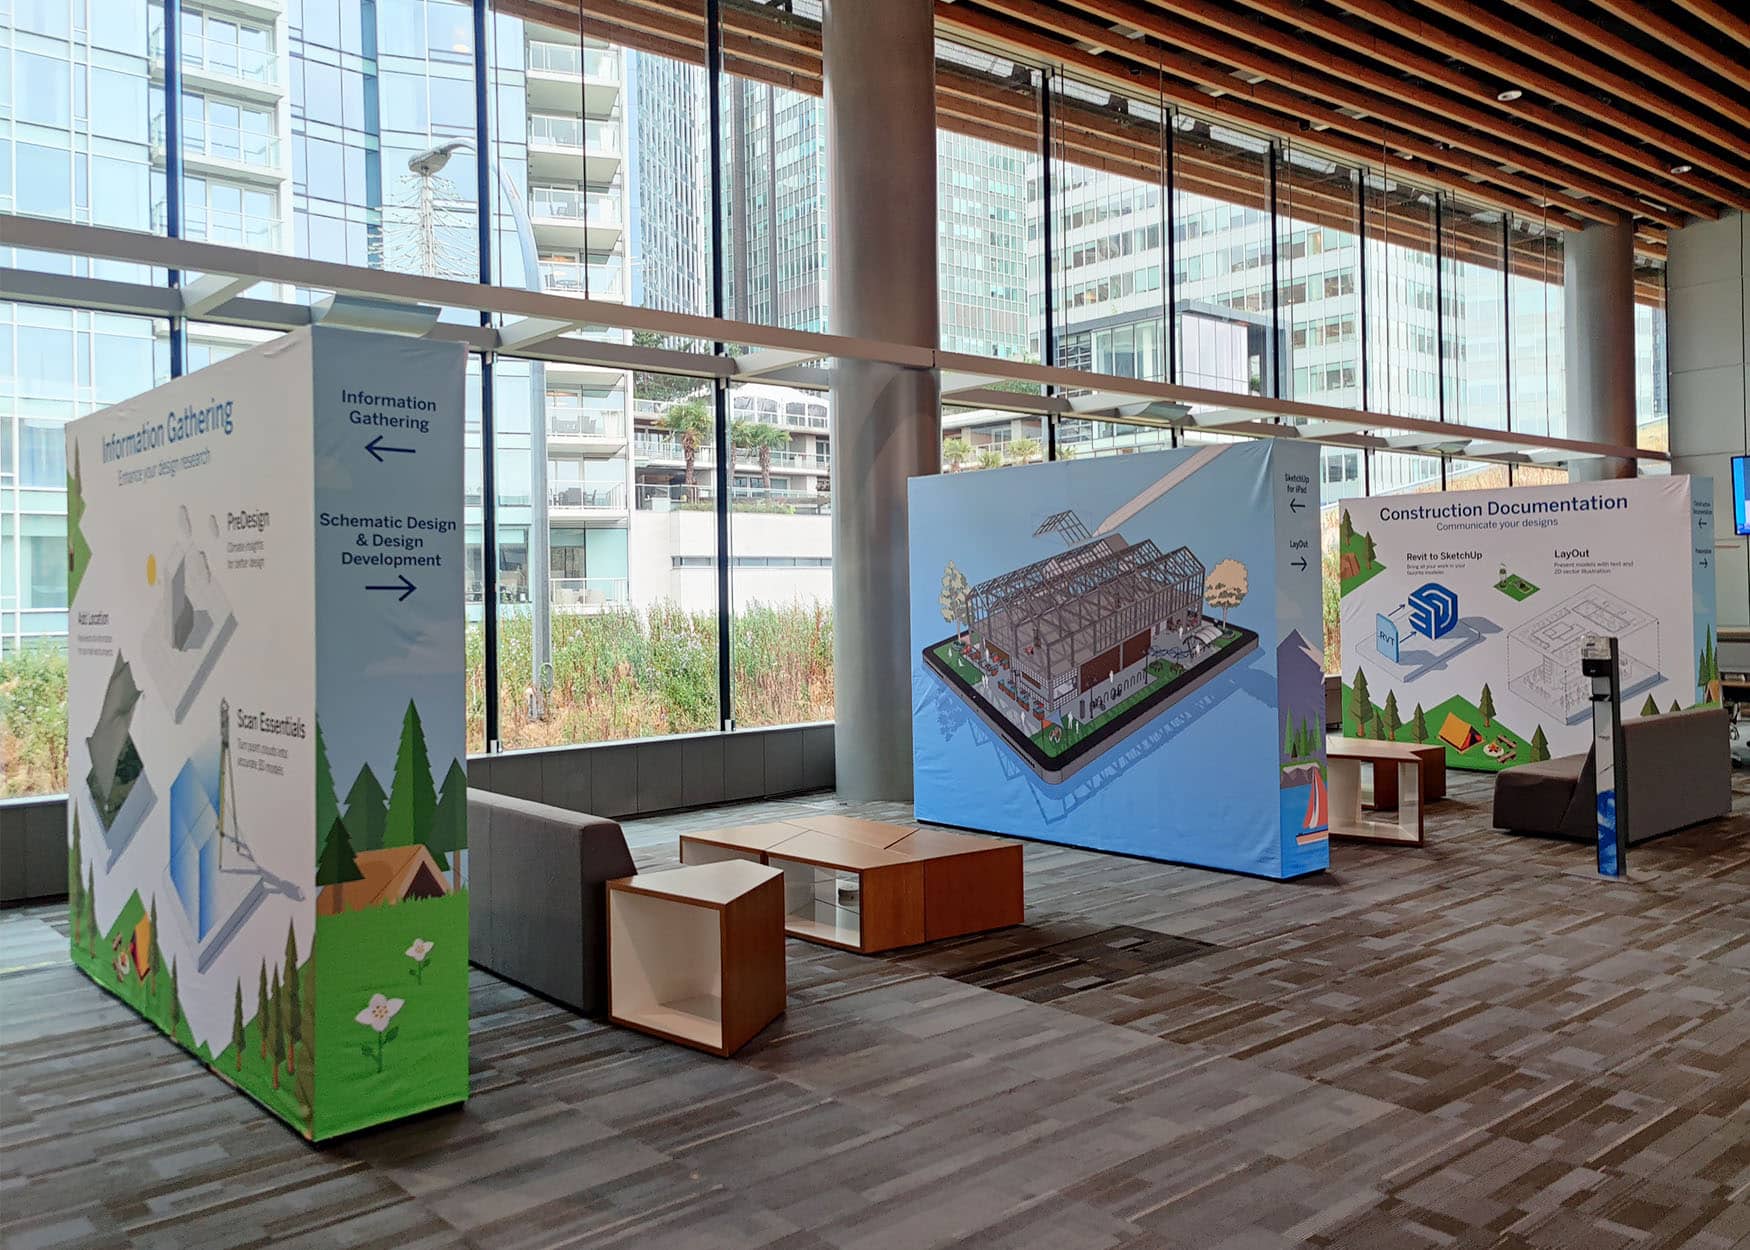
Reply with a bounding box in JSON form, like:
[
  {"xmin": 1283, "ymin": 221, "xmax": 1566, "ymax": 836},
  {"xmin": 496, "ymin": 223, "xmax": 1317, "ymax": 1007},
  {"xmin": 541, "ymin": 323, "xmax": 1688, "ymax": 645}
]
[{"xmin": 1299, "ymin": 768, "xmax": 1329, "ymax": 842}]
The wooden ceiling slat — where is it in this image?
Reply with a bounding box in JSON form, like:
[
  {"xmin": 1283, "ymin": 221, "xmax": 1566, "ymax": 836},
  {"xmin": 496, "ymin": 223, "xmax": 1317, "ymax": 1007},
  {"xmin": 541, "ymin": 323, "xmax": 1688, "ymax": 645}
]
[
  {"xmin": 1582, "ymin": 0, "xmax": 1750, "ymax": 104},
  {"xmin": 1370, "ymin": 0, "xmax": 1750, "ymax": 195},
  {"xmin": 1668, "ymin": 0, "xmax": 1750, "ymax": 52},
  {"xmin": 1044, "ymin": 0, "xmax": 1704, "ymax": 228},
  {"xmin": 1492, "ymin": 0, "xmax": 1750, "ymax": 133},
  {"xmin": 963, "ymin": 0, "xmax": 1624, "ymax": 230}
]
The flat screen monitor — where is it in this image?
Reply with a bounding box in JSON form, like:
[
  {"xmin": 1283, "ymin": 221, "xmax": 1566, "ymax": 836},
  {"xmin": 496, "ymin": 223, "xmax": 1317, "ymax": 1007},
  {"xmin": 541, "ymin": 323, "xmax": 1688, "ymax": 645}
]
[{"xmin": 1735, "ymin": 456, "xmax": 1750, "ymax": 536}]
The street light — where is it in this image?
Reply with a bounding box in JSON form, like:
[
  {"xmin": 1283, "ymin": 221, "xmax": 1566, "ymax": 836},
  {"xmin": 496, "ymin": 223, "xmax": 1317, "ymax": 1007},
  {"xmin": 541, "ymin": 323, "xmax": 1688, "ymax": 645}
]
[{"xmin": 409, "ymin": 140, "xmax": 552, "ymax": 725}]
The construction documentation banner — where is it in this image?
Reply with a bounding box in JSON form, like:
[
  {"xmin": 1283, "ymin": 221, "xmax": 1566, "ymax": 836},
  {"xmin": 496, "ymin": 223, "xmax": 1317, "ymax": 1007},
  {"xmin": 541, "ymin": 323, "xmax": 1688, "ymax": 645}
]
[
  {"xmin": 1336, "ymin": 475, "xmax": 1716, "ymax": 772},
  {"xmin": 910, "ymin": 440, "xmax": 1329, "ymax": 880}
]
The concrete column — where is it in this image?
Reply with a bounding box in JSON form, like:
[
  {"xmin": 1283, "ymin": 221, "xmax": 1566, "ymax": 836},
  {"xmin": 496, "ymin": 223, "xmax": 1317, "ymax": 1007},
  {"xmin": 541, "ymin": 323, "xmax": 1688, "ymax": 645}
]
[
  {"xmin": 1668, "ymin": 211, "xmax": 1750, "ymax": 627},
  {"xmin": 824, "ymin": 0, "xmax": 941, "ymax": 801},
  {"xmin": 1563, "ymin": 215, "xmax": 1637, "ymax": 479}
]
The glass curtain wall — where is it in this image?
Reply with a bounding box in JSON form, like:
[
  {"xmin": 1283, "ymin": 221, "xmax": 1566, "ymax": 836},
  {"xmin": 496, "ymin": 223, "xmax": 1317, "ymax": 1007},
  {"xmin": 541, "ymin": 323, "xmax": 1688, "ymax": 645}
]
[
  {"xmin": 1278, "ymin": 146, "xmax": 1360, "ymax": 410},
  {"xmin": 1509, "ymin": 218, "xmax": 1566, "ymax": 440},
  {"xmin": 1635, "ymin": 264, "xmax": 1669, "ymax": 459},
  {"xmin": 1442, "ymin": 207, "xmax": 1508, "ymax": 432},
  {"xmin": 1364, "ymin": 174, "xmax": 1439, "ymax": 426}
]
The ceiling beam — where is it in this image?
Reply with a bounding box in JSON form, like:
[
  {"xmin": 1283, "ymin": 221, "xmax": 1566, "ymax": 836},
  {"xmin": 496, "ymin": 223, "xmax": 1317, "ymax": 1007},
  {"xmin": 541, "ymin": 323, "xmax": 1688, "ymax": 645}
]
[
  {"xmin": 1495, "ymin": 0, "xmax": 1750, "ymax": 133},
  {"xmin": 1376, "ymin": 0, "xmax": 1750, "ymax": 197},
  {"xmin": 1036, "ymin": 0, "xmax": 1694, "ymax": 227},
  {"xmin": 1668, "ymin": 0, "xmax": 1750, "ymax": 52},
  {"xmin": 1582, "ymin": 0, "xmax": 1750, "ymax": 105}
]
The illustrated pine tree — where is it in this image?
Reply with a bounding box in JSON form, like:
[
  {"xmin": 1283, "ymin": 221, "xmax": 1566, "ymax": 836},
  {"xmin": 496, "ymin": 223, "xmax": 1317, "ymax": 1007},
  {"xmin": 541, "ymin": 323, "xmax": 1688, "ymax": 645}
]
[
  {"xmin": 316, "ymin": 815, "xmax": 365, "ymax": 914},
  {"xmin": 1530, "ymin": 725, "xmax": 1549, "ymax": 763},
  {"xmin": 269, "ymin": 967, "xmax": 284, "ymax": 1089},
  {"xmin": 169, "ymin": 959, "xmax": 181, "ymax": 1033},
  {"xmin": 1362, "ymin": 532, "xmax": 1377, "ymax": 568},
  {"xmin": 315, "ymin": 722, "xmax": 340, "ymax": 858},
  {"xmin": 1339, "ymin": 510, "xmax": 1353, "ymax": 548},
  {"xmin": 1639, "ymin": 693, "xmax": 1660, "ymax": 717},
  {"xmin": 1350, "ymin": 667, "xmax": 1372, "ymax": 731},
  {"xmin": 428, "ymin": 759, "xmax": 468, "ymax": 889},
  {"xmin": 1412, "ymin": 703, "xmax": 1428, "ymax": 744},
  {"xmin": 1478, "ymin": 683, "xmax": 1495, "ymax": 729},
  {"xmin": 1383, "ymin": 691, "xmax": 1402, "ymax": 741},
  {"xmin": 384, "ymin": 701, "xmax": 437, "ymax": 849},
  {"xmin": 343, "ymin": 765, "xmax": 389, "ymax": 853},
  {"xmin": 295, "ymin": 961, "xmax": 316, "ymax": 1136},
  {"xmin": 231, "ymin": 980, "xmax": 246, "ymax": 1071},
  {"xmin": 69, "ymin": 823, "xmax": 83, "ymax": 948},
  {"xmin": 283, "ymin": 922, "xmax": 301, "ymax": 1076},
  {"xmin": 148, "ymin": 897, "xmax": 163, "ymax": 999},
  {"xmin": 84, "ymin": 867, "xmax": 96, "ymax": 957},
  {"xmin": 1671, "ymin": 699, "xmax": 1683, "ymax": 714},
  {"xmin": 257, "ymin": 961, "xmax": 270, "ymax": 1060}
]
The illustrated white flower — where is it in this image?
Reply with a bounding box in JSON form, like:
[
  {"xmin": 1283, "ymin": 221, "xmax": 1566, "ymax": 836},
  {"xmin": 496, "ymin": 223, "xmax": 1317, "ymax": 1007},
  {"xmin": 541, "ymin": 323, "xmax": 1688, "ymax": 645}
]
[
  {"xmin": 354, "ymin": 993, "xmax": 404, "ymax": 1033},
  {"xmin": 405, "ymin": 938, "xmax": 435, "ymax": 984}
]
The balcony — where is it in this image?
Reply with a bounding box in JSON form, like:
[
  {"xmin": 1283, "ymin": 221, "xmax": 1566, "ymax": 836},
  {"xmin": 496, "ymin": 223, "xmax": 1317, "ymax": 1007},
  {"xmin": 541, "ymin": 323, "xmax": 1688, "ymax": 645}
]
[
  {"xmin": 528, "ymin": 186, "xmax": 622, "ymax": 251},
  {"xmin": 634, "ymin": 435, "xmax": 826, "ymax": 473},
  {"xmin": 153, "ymin": 117, "xmax": 282, "ymax": 181},
  {"xmin": 538, "ymin": 259, "xmax": 624, "ymax": 304},
  {"xmin": 636, "ymin": 482, "xmax": 832, "ymax": 515},
  {"xmin": 548, "ymin": 483, "xmax": 627, "ymax": 521},
  {"xmin": 151, "ymin": 29, "xmax": 281, "ymax": 101},
  {"xmin": 526, "ymin": 40, "xmax": 620, "ymax": 115},
  {"xmin": 550, "ymin": 576, "xmax": 629, "ymax": 613},
  {"xmin": 548, "ymin": 404, "xmax": 627, "ymax": 450},
  {"xmin": 527, "ymin": 114, "xmax": 621, "ymax": 181}
]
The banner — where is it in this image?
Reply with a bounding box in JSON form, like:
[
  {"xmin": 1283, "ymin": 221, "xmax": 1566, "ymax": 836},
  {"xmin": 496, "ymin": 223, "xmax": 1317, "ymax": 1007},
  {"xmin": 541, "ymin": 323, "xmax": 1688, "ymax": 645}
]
[
  {"xmin": 909, "ymin": 440, "xmax": 1328, "ymax": 880},
  {"xmin": 65, "ymin": 327, "xmax": 467, "ymax": 1140},
  {"xmin": 1337, "ymin": 476, "xmax": 1716, "ymax": 771}
]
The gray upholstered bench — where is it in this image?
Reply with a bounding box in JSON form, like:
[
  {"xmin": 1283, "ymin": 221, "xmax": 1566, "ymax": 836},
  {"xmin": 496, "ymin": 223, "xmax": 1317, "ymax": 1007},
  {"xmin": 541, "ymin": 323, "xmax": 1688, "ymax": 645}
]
[
  {"xmin": 468, "ymin": 789, "xmax": 636, "ymax": 1016},
  {"xmin": 1493, "ymin": 706, "xmax": 1730, "ymax": 844}
]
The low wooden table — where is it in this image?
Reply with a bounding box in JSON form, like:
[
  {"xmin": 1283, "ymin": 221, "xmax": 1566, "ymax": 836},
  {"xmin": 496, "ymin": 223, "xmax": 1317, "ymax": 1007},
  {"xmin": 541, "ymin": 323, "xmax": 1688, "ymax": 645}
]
[
  {"xmin": 678, "ymin": 817, "xmax": 1023, "ymax": 954},
  {"xmin": 1324, "ymin": 739, "xmax": 1433, "ymax": 846},
  {"xmin": 1327, "ymin": 737, "xmax": 1445, "ymax": 807},
  {"xmin": 607, "ymin": 860, "xmax": 786, "ymax": 1057}
]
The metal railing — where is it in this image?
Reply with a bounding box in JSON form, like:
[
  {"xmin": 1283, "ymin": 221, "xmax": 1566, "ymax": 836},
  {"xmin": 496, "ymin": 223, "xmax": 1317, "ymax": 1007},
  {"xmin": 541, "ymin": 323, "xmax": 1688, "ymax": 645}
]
[
  {"xmin": 548, "ymin": 407, "xmax": 625, "ymax": 439},
  {"xmin": 528, "ymin": 186, "xmax": 621, "ymax": 228},
  {"xmin": 526, "ymin": 41, "xmax": 620, "ymax": 81},
  {"xmin": 156, "ymin": 117, "xmax": 279, "ymax": 169},
  {"xmin": 528, "ymin": 115, "xmax": 621, "ymax": 156},
  {"xmin": 155, "ymin": 28, "xmax": 279, "ymax": 85},
  {"xmin": 636, "ymin": 482, "xmax": 832, "ymax": 514},
  {"xmin": 539, "ymin": 261, "xmax": 623, "ymax": 300},
  {"xmin": 548, "ymin": 484, "xmax": 626, "ymax": 509},
  {"xmin": 550, "ymin": 576, "xmax": 628, "ymax": 608},
  {"xmin": 635, "ymin": 435, "xmax": 825, "ymax": 471}
]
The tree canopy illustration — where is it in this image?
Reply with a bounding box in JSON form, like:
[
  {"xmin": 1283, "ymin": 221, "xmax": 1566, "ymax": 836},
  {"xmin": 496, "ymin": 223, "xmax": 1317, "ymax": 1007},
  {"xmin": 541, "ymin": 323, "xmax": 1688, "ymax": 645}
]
[
  {"xmin": 316, "ymin": 815, "xmax": 364, "ymax": 913},
  {"xmin": 428, "ymin": 760, "xmax": 468, "ymax": 889},
  {"xmin": 343, "ymin": 764, "xmax": 389, "ymax": 852},
  {"xmin": 315, "ymin": 721, "xmax": 340, "ymax": 856},
  {"xmin": 939, "ymin": 561, "xmax": 972, "ymax": 643},
  {"xmin": 384, "ymin": 702, "xmax": 437, "ymax": 850},
  {"xmin": 1205, "ymin": 558, "xmax": 1248, "ymax": 627}
]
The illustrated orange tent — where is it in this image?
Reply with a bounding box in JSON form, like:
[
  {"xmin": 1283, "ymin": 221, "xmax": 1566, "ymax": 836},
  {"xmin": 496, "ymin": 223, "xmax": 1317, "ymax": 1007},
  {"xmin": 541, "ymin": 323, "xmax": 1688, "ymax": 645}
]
[{"xmin": 1438, "ymin": 712, "xmax": 1483, "ymax": 752}]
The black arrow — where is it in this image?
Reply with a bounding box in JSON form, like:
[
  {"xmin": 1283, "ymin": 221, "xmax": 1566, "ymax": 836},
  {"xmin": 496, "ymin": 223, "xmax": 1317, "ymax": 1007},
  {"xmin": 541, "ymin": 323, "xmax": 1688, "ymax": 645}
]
[
  {"xmin": 365, "ymin": 435, "xmax": 416, "ymax": 463},
  {"xmin": 1289, "ymin": 498, "xmax": 1305, "ymax": 512},
  {"xmin": 1292, "ymin": 556, "xmax": 1308, "ymax": 571},
  {"xmin": 366, "ymin": 573, "xmax": 417, "ymax": 601},
  {"xmin": 1701, "ymin": 557, "xmax": 1711, "ymax": 569}
]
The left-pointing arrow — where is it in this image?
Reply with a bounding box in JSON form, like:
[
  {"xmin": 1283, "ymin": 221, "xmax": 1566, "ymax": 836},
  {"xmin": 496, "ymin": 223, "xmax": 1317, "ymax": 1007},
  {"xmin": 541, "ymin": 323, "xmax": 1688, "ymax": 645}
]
[
  {"xmin": 365, "ymin": 434, "xmax": 417, "ymax": 463},
  {"xmin": 1288, "ymin": 498, "xmax": 1305, "ymax": 512},
  {"xmin": 366, "ymin": 573, "xmax": 417, "ymax": 602}
]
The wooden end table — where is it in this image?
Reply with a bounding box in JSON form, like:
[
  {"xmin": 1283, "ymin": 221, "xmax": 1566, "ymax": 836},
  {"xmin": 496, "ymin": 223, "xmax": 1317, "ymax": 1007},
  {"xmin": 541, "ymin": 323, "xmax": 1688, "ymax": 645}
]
[
  {"xmin": 607, "ymin": 860, "xmax": 786, "ymax": 1057},
  {"xmin": 1324, "ymin": 738, "xmax": 1432, "ymax": 846}
]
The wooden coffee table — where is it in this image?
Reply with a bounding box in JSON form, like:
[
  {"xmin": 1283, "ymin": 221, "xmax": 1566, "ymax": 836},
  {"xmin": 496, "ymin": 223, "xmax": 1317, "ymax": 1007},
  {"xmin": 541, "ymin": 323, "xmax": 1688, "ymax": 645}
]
[{"xmin": 1327, "ymin": 737, "xmax": 1445, "ymax": 807}]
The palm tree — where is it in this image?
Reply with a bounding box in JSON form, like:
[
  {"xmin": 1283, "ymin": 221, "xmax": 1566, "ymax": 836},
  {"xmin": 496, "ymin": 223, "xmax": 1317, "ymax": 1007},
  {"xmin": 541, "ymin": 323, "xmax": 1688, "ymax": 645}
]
[
  {"xmin": 1008, "ymin": 436, "xmax": 1042, "ymax": 464},
  {"xmin": 976, "ymin": 448, "xmax": 1005, "ymax": 470},
  {"xmin": 942, "ymin": 437, "xmax": 972, "ymax": 471},
  {"xmin": 732, "ymin": 418, "xmax": 790, "ymax": 494},
  {"xmin": 662, "ymin": 400, "xmax": 713, "ymax": 487}
]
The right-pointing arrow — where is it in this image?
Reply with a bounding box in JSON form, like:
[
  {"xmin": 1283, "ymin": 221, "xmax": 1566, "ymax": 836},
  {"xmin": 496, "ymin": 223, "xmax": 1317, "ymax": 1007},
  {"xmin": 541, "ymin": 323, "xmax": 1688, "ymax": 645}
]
[
  {"xmin": 1292, "ymin": 556, "xmax": 1308, "ymax": 571},
  {"xmin": 366, "ymin": 573, "xmax": 417, "ymax": 602}
]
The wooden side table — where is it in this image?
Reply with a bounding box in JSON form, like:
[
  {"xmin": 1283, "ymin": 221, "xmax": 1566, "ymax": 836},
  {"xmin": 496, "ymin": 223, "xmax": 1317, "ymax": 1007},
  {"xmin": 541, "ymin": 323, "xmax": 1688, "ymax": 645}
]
[
  {"xmin": 1325, "ymin": 745, "xmax": 1426, "ymax": 846},
  {"xmin": 607, "ymin": 860, "xmax": 786, "ymax": 1057},
  {"xmin": 677, "ymin": 822, "xmax": 803, "ymax": 867},
  {"xmin": 764, "ymin": 830, "xmax": 926, "ymax": 954}
]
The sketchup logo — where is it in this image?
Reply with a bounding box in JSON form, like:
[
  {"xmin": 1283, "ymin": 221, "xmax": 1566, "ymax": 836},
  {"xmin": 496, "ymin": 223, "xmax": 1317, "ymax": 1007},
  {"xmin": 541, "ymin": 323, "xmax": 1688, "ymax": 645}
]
[{"xmin": 1408, "ymin": 582, "xmax": 1459, "ymax": 640}]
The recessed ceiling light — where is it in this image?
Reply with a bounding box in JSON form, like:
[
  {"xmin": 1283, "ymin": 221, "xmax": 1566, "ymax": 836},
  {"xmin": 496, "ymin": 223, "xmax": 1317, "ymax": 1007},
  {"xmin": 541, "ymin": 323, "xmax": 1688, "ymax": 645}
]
[
  {"xmin": 1496, "ymin": 88, "xmax": 1523, "ymax": 102},
  {"xmin": 1669, "ymin": 162, "xmax": 1693, "ymax": 175}
]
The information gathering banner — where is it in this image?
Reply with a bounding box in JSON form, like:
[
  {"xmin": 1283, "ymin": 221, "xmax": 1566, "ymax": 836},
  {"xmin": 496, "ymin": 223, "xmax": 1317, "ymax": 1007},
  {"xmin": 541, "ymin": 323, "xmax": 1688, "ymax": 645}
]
[
  {"xmin": 1337, "ymin": 475, "xmax": 1716, "ymax": 772},
  {"xmin": 910, "ymin": 440, "xmax": 1329, "ymax": 880},
  {"xmin": 65, "ymin": 327, "xmax": 467, "ymax": 1140}
]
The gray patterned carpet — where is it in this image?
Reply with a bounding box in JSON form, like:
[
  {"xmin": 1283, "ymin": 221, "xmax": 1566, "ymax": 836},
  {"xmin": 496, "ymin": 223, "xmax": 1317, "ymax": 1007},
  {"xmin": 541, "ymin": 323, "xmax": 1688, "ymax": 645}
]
[{"xmin": 3, "ymin": 772, "xmax": 1748, "ymax": 1249}]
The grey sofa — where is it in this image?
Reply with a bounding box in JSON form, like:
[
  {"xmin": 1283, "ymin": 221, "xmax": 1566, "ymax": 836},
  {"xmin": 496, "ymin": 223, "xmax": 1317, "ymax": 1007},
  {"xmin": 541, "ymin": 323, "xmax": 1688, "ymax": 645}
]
[
  {"xmin": 468, "ymin": 789, "xmax": 636, "ymax": 1015},
  {"xmin": 1492, "ymin": 706, "xmax": 1730, "ymax": 843}
]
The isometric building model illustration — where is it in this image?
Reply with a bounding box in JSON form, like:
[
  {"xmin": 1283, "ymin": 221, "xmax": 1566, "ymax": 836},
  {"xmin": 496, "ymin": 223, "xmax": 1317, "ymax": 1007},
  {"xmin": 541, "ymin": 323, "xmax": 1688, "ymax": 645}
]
[
  {"xmin": 1506, "ymin": 583, "xmax": 1661, "ymax": 722},
  {"xmin": 162, "ymin": 699, "xmax": 285, "ymax": 973},
  {"xmin": 83, "ymin": 652, "xmax": 157, "ymax": 867},
  {"xmin": 141, "ymin": 506, "xmax": 237, "ymax": 724},
  {"xmin": 923, "ymin": 455, "xmax": 1259, "ymax": 785},
  {"xmin": 1494, "ymin": 566, "xmax": 1541, "ymax": 602}
]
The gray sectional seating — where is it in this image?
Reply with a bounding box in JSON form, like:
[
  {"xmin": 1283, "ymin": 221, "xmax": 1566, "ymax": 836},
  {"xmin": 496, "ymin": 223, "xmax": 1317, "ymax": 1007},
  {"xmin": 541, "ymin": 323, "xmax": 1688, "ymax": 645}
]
[
  {"xmin": 1492, "ymin": 706, "xmax": 1730, "ymax": 843},
  {"xmin": 468, "ymin": 789, "xmax": 635, "ymax": 1015}
]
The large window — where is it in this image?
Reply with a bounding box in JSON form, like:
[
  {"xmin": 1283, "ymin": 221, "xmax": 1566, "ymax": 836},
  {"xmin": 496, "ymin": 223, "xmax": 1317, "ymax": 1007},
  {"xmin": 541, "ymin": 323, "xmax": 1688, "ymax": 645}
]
[
  {"xmin": 1364, "ymin": 175, "xmax": 1439, "ymax": 421},
  {"xmin": 1635, "ymin": 265, "xmax": 1669, "ymax": 457},
  {"xmin": 1174, "ymin": 117, "xmax": 1275, "ymax": 396},
  {"xmin": 1442, "ymin": 206, "xmax": 1508, "ymax": 430},
  {"xmin": 1279, "ymin": 149, "xmax": 1360, "ymax": 409},
  {"xmin": 1509, "ymin": 219, "xmax": 1567, "ymax": 439}
]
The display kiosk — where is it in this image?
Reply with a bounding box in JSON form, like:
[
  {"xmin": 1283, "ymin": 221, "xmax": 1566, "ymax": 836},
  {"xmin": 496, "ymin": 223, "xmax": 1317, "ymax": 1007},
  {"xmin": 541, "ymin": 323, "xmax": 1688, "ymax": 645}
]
[{"xmin": 64, "ymin": 327, "xmax": 468, "ymax": 1139}]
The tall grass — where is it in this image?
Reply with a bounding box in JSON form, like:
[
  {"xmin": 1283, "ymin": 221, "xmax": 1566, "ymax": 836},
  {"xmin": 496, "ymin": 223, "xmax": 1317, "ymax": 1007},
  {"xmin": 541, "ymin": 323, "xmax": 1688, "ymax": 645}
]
[{"xmin": 0, "ymin": 645, "xmax": 69, "ymax": 797}]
